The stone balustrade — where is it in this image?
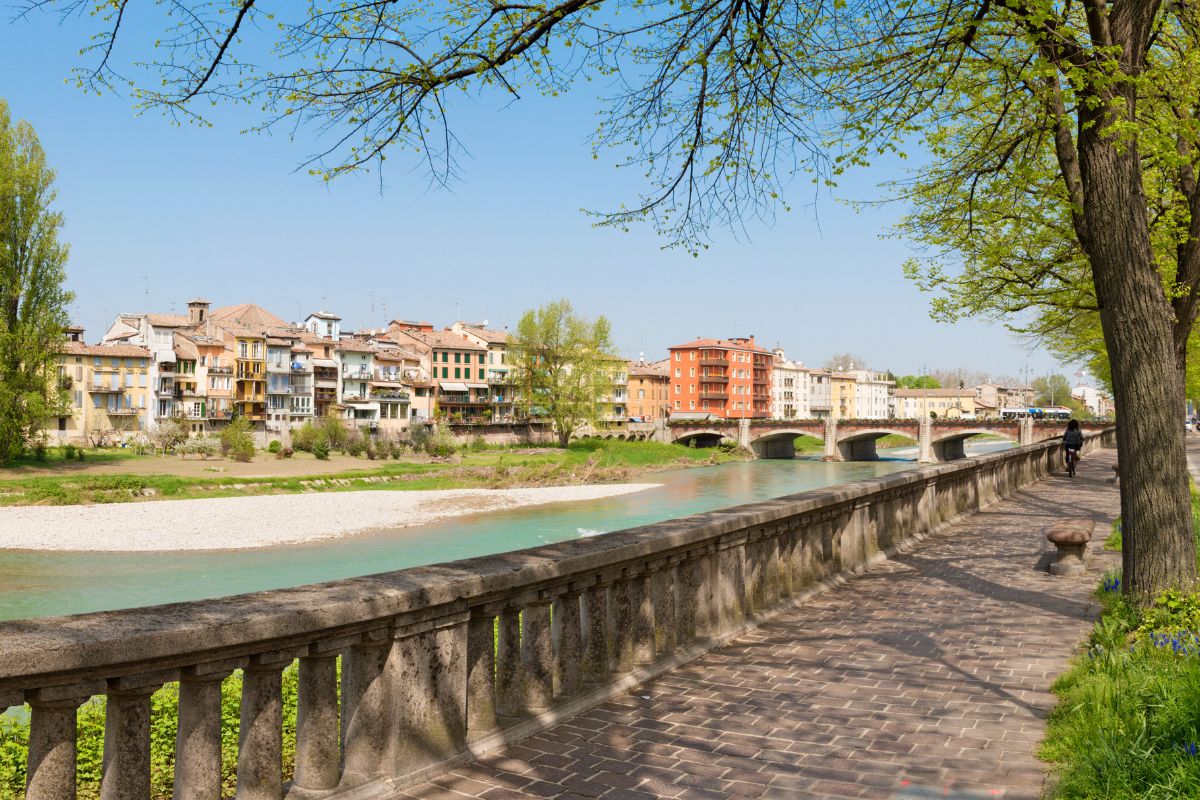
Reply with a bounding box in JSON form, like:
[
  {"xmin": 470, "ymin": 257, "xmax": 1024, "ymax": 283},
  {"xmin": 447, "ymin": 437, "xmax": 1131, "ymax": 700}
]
[{"xmin": 0, "ymin": 430, "xmax": 1115, "ymax": 800}]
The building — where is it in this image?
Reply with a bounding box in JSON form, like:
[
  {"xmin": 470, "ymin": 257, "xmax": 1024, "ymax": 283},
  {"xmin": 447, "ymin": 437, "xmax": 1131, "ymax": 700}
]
[
  {"xmin": 595, "ymin": 356, "xmax": 629, "ymax": 430},
  {"xmin": 668, "ymin": 337, "xmax": 773, "ymax": 418},
  {"xmin": 451, "ymin": 323, "xmax": 516, "ymax": 422},
  {"xmin": 1071, "ymin": 385, "xmax": 1114, "ymax": 417},
  {"xmin": 371, "ymin": 349, "xmax": 416, "ymax": 432},
  {"xmin": 830, "ymin": 373, "xmax": 858, "ymax": 420},
  {"xmin": 974, "ymin": 383, "xmax": 1034, "ymax": 418},
  {"xmin": 337, "ymin": 340, "xmax": 379, "ymax": 431},
  {"xmin": 770, "ymin": 349, "xmax": 810, "ymax": 420},
  {"xmin": 627, "ymin": 360, "xmax": 670, "ymax": 421},
  {"xmin": 53, "ymin": 342, "xmax": 152, "ymax": 444},
  {"xmin": 894, "ymin": 388, "xmax": 978, "ymax": 419},
  {"xmin": 393, "ymin": 327, "xmax": 491, "ymax": 422},
  {"xmin": 849, "ymin": 370, "xmax": 894, "ymax": 420},
  {"xmin": 808, "ymin": 369, "xmax": 833, "ymax": 419}
]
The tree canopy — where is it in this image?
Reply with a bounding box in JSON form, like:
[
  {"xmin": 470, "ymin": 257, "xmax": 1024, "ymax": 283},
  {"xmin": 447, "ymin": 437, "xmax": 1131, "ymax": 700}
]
[
  {"xmin": 0, "ymin": 99, "xmax": 71, "ymax": 463},
  {"xmin": 510, "ymin": 300, "xmax": 619, "ymax": 447}
]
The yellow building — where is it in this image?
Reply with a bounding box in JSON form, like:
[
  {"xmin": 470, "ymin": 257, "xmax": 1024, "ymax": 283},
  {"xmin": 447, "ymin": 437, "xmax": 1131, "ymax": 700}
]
[
  {"xmin": 226, "ymin": 326, "xmax": 267, "ymax": 422},
  {"xmin": 52, "ymin": 343, "xmax": 152, "ymax": 444},
  {"xmin": 830, "ymin": 373, "xmax": 858, "ymax": 420},
  {"xmin": 893, "ymin": 388, "xmax": 978, "ymax": 419}
]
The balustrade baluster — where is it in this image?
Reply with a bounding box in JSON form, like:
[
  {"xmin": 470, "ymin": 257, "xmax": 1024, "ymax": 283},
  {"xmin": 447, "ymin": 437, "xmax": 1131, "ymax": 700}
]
[
  {"xmin": 581, "ymin": 582, "xmax": 611, "ymax": 684},
  {"xmin": 552, "ymin": 592, "xmax": 583, "ymax": 698},
  {"xmin": 764, "ymin": 536, "xmax": 783, "ymax": 609},
  {"xmin": 294, "ymin": 653, "xmax": 340, "ymax": 791},
  {"xmin": 466, "ymin": 609, "xmax": 499, "ymax": 738},
  {"xmin": 610, "ymin": 577, "xmax": 635, "ymax": 673},
  {"xmin": 495, "ymin": 608, "xmax": 523, "ymax": 717},
  {"xmin": 521, "ymin": 601, "xmax": 553, "ymax": 711},
  {"xmin": 675, "ymin": 554, "xmax": 700, "ymax": 646},
  {"xmin": 236, "ymin": 657, "xmax": 289, "ymax": 800},
  {"xmin": 652, "ymin": 567, "xmax": 677, "ymax": 655},
  {"xmin": 101, "ymin": 680, "xmax": 159, "ymax": 800},
  {"xmin": 391, "ymin": 614, "xmax": 468, "ymax": 775},
  {"xmin": 26, "ymin": 691, "xmax": 88, "ymax": 800},
  {"xmin": 631, "ymin": 572, "xmax": 656, "ymax": 665},
  {"xmin": 175, "ymin": 668, "xmax": 230, "ymax": 800},
  {"xmin": 341, "ymin": 637, "xmax": 392, "ymax": 783}
]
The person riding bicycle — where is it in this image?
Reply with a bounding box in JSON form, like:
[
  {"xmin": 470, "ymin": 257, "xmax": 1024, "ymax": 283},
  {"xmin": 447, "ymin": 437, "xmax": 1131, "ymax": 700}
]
[{"xmin": 1062, "ymin": 419, "xmax": 1084, "ymax": 466}]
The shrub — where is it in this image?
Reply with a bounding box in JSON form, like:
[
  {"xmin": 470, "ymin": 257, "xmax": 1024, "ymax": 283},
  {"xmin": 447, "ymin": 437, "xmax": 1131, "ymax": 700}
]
[
  {"xmin": 312, "ymin": 438, "xmax": 330, "ymax": 461},
  {"xmin": 219, "ymin": 418, "xmax": 255, "ymax": 463},
  {"xmin": 365, "ymin": 441, "xmax": 377, "ymax": 460},
  {"xmin": 180, "ymin": 437, "xmax": 219, "ymax": 460},
  {"xmin": 267, "ymin": 440, "xmax": 281, "ymax": 454},
  {"xmin": 33, "ymin": 443, "xmax": 46, "ymax": 461},
  {"xmin": 292, "ymin": 422, "xmax": 318, "ymax": 452},
  {"xmin": 426, "ymin": 428, "xmax": 457, "ymax": 458},
  {"xmin": 470, "ymin": 434, "xmax": 487, "ymax": 452},
  {"xmin": 76, "ymin": 447, "xmax": 85, "ymax": 461},
  {"xmin": 316, "ymin": 416, "xmax": 349, "ymax": 450},
  {"xmin": 63, "ymin": 443, "xmax": 77, "ymax": 459},
  {"xmin": 410, "ymin": 423, "xmax": 432, "ymax": 452},
  {"xmin": 345, "ymin": 432, "xmax": 364, "ymax": 457}
]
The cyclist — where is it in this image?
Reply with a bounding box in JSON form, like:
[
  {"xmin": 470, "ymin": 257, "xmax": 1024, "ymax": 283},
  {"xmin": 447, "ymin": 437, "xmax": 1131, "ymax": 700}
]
[{"xmin": 1062, "ymin": 419, "xmax": 1084, "ymax": 475}]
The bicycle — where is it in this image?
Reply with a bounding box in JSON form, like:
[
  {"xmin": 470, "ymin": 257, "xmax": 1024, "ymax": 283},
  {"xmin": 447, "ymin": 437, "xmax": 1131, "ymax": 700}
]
[{"xmin": 1065, "ymin": 447, "xmax": 1080, "ymax": 478}]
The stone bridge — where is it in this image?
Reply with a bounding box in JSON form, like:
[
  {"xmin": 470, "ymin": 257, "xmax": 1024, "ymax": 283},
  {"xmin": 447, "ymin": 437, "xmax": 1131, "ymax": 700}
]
[{"xmin": 668, "ymin": 417, "xmax": 1111, "ymax": 462}]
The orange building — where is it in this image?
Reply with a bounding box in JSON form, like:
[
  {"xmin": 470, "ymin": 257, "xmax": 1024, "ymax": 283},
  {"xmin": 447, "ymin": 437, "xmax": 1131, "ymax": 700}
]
[
  {"xmin": 627, "ymin": 360, "xmax": 670, "ymax": 421},
  {"xmin": 667, "ymin": 337, "xmax": 773, "ymax": 418}
]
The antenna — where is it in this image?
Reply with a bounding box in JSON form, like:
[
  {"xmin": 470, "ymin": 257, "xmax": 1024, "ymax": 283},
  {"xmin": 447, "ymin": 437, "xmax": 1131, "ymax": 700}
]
[
  {"xmin": 369, "ymin": 292, "xmax": 375, "ymax": 315},
  {"xmin": 140, "ymin": 275, "xmax": 149, "ymax": 310}
]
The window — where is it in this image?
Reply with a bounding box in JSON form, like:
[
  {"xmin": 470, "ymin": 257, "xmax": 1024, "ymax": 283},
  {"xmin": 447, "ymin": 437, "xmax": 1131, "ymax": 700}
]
[
  {"xmin": 675, "ymin": 368, "xmax": 681, "ymax": 378},
  {"xmin": 454, "ymin": 353, "xmax": 461, "ymax": 363},
  {"xmin": 125, "ymin": 373, "xmax": 133, "ymax": 388},
  {"xmin": 239, "ymin": 342, "xmax": 248, "ymax": 358},
  {"xmin": 111, "ymin": 358, "xmax": 120, "ymax": 368},
  {"xmin": 74, "ymin": 391, "xmax": 82, "ymax": 408},
  {"xmin": 442, "ymin": 367, "xmax": 449, "ymax": 378},
  {"xmin": 454, "ymin": 368, "xmax": 461, "ymax": 379},
  {"xmin": 478, "ymin": 354, "xmax": 485, "ymax": 364},
  {"xmin": 139, "ymin": 373, "xmax": 146, "ymax": 387},
  {"xmin": 441, "ymin": 352, "xmax": 449, "ymax": 362},
  {"xmin": 326, "ymin": 323, "xmax": 333, "ymax": 335},
  {"xmin": 674, "ymin": 384, "xmax": 680, "ymax": 395},
  {"xmin": 675, "ymin": 352, "xmax": 681, "ymax": 361},
  {"xmin": 638, "ymin": 389, "xmax": 645, "ymax": 399},
  {"xmin": 489, "ymin": 352, "xmax": 495, "ymax": 364},
  {"xmin": 675, "ymin": 400, "xmax": 681, "ymax": 410},
  {"xmin": 689, "ymin": 368, "xmax": 695, "ymax": 377},
  {"xmin": 479, "ymin": 369, "xmax": 484, "ymax": 380},
  {"xmin": 94, "ymin": 357, "xmax": 101, "ymax": 368},
  {"xmin": 689, "ymin": 351, "xmax": 695, "ymax": 360},
  {"xmin": 689, "ymin": 400, "xmax": 696, "ymax": 409}
]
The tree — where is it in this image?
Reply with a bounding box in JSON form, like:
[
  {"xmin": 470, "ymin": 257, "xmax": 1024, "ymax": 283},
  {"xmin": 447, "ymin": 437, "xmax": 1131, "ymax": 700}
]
[
  {"xmin": 823, "ymin": 354, "xmax": 868, "ymax": 372},
  {"xmin": 0, "ymin": 99, "xmax": 71, "ymax": 464},
  {"xmin": 895, "ymin": 375, "xmax": 942, "ymax": 390},
  {"xmin": 33, "ymin": 0, "xmax": 1200, "ymax": 598},
  {"xmin": 510, "ymin": 300, "xmax": 617, "ymax": 447}
]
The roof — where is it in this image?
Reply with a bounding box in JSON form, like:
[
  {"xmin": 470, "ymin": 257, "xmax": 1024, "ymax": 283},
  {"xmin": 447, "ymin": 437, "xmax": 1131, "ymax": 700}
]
[
  {"xmin": 210, "ymin": 303, "xmax": 289, "ymax": 330},
  {"xmin": 266, "ymin": 337, "xmax": 293, "ymax": 347},
  {"xmin": 291, "ymin": 344, "xmax": 311, "ymax": 353},
  {"xmin": 307, "ymin": 310, "xmax": 341, "ymax": 321},
  {"xmin": 894, "ymin": 388, "xmax": 977, "ymax": 398},
  {"xmin": 461, "ymin": 326, "xmax": 509, "ymax": 344},
  {"xmin": 628, "ymin": 361, "xmax": 668, "ymax": 379},
  {"xmin": 336, "ymin": 341, "xmax": 376, "ymax": 354},
  {"xmin": 173, "ymin": 334, "xmax": 200, "ymax": 360},
  {"xmin": 400, "ymin": 328, "xmax": 486, "ymax": 351},
  {"xmin": 62, "ymin": 342, "xmax": 151, "ymax": 358},
  {"xmin": 373, "ymin": 349, "xmax": 420, "ymax": 363},
  {"xmin": 187, "ymin": 298, "xmax": 210, "ymax": 305},
  {"xmin": 146, "ymin": 314, "xmax": 190, "ymax": 327},
  {"xmin": 669, "ymin": 337, "xmax": 771, "ymax": 354}
]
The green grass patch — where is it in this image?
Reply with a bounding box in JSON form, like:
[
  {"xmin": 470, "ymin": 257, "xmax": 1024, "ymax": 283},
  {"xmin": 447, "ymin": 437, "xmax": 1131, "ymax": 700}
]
[
  {"xmin": 0, "ymin": 440, "xmax": 745, "ymax": 507},
  {"xmin": 793, "ymin": 435, "xmax": 824, "ymax": 454},
  {"xmin": 1041, "ymin": 486, "xmax": 1200, "ymax": 799}
]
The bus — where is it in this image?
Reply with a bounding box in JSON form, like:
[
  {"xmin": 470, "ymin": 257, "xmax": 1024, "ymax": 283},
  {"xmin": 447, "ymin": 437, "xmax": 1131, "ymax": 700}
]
[{"xmin": 1000, "ymin": 406, "xmax": 1072, "ymax": 421}]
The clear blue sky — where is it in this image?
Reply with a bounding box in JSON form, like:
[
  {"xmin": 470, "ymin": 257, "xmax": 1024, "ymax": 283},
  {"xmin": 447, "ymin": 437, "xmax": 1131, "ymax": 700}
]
[{"xmin": 0, "ymin": 8, "xmax": 1074, "ymax": 382}]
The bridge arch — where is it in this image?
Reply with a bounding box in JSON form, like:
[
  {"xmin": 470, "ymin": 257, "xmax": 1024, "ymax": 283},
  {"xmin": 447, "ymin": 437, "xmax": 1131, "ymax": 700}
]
[
  {"xmin": 929, "ymin": 427, "xmax": 1016, "ymax": 461},
  {"xmin": 831, "ymin": 428, "xmax": 919, "ymax": 461},
  {"xmin": 671, "ymin": 429, "xmax": 727, "ymax": 448},
  {"xmin": 747, "ymin": 429, "xmax": 826, "ymax": 459}
]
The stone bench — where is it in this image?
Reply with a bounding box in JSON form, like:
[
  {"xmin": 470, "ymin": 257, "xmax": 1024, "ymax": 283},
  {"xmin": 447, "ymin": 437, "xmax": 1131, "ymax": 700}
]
[{"xmin": 1046, "ymin": 519, "xmax": 1095, "ymax": 576}]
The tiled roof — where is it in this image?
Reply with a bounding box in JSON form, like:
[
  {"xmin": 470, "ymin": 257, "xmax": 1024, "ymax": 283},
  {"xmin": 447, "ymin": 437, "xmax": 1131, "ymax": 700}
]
[
  {"xmin": 669, "ymin": 337, "xmax": 771, "ymax": 354},
  {"xmin": 894, "ymin": 388, "xmax": 977, "ymax": 398},
  {"xmin": 462, "ymin": 326, "xmax": 509, "ymax": 344},
  {"xmin": 62, "ymin": 342, "xmax": 151, "ymax": 358},
  {"xmin": 398, "ymin": 328, "xmax": 486, "ymax": 351},
  {"xmin": 173, "ymin": 334, "xmax": 200, "ymax": 360},
  {"xmin": 307, "ymin": 310, "xmax": 341, "ymax": 320},
  {"xmin": 336, "ymin": 341, "xmax": 376, "ymax": 353},
  {"xmin": 628, "ymin": 361, "xmax": 668, "ymax": 378},
  {"xmin": 147, "ymin": 314, "xmax": 190, "ymax": 327},
  {"xmin": 210, "ymin": 303, "xmax": 289, "ymax": 330}
]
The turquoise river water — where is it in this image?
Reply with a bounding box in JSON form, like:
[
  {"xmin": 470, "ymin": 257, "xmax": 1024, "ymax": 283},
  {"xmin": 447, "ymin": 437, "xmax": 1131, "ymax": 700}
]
[{"xmin": 0, "ymin": 443, "xmax": 1011, "ymax": 622}]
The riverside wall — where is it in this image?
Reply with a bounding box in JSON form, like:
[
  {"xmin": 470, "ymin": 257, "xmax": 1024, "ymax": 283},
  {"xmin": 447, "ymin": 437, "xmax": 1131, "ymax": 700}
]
[{"xmin": 0, "ymin": 430, "xmax": 1115, "ymax": 800}]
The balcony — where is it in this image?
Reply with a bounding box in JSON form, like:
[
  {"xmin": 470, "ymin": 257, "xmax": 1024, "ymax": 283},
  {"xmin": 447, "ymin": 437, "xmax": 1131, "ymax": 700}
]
[
  {"xmin": 699, "ymin": 358, "xmax": 727, "ymax": 367},
  {"xmin": 700, "ymin": 392, "xmax": 729, "ymax": 400},
  {"xmin": 209, "ymin": 409, "xmax": 234, "ymax": 420},
  {"xmin": 207, "ymin": 365, "xmax": 232, "ymax": 375},
  {"xmin": 372, "ymin": 389, "xmax": 411, "ymax": 400},
  {"xmin": 89, "ymin": 384, "xmax": 124, "ymax": 394},
  {"xmin": 343, "ymin": 366, "xmax": 373, "ymax": 380},
  {"xmin": 156, "ymin": 385, "xmax": 175, "ymax": 396},
  {"xmin": 267, "ymin": 386, "xmax": 293, "ymax": 395},
  {"xmin": 106, "ymin": 407, "xmax": 140, "ymax": 416},
  {"xmin": 290, "ymin": 362, "xmax": 311, "ymax": 373},
  {"xmin": 700, "ymin": 373, "xmax": 728, "ymax": 382}
]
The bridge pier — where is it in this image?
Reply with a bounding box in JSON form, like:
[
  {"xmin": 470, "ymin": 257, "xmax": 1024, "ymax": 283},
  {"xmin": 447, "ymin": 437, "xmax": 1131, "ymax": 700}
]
[
  {"xmin": 932, "ymin": 439, "xmax": 967, "ymax": 462},
  {"xmin": 841, "ymin": 439, "xmax": 880, "ymax": 461},
  {"xmin": 822, "ymin": 418, "xmax": 840, "ymax": 461},
  {"xmin": 752, "ymin": 439, "xmax": 797, "ymax": 459},
  {"xmin": 918, "ymin": 418, "xmax": 934, "ymax": 464},
  {"xmin": 1019, "ymin": 417, "xmax": 1034, "ymax": 446},
  {"xmin": 738, "ymin": 419, "xmax": 752, "ymax": 451}
]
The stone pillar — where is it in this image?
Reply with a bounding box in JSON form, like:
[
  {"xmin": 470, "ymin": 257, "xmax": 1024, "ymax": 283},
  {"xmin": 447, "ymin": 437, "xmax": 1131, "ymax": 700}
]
[
  {"xmin": 391, "ymin": 618, "xmax": 468, "ymax": 775},
  {"xmin": 466, "ymin": 610, "xmax": 498, "ymax": 738},
  {"xmin": 581, "ymin": 583, "xmax": 611, "ymax": 685},
  {"xmin": 294, "ymin": 654, "xmax": 340, "ymax": 791},
  {"xmin": 763, "ymin": 536, "xmax": 783, "ymax": 609},
  {"xmin": 630, "ymin": 572, "xmax": 656, "ymax": 665},
  {"xmin": 175, "ymin": 669, "xmax": 230, "ymax": 800},
  {"xmin": 26, "ymin": 693, "xmax": 86, "ymax": 800},
  {"xmin": 610, "ymin": 577, "xmax": 636, "ymax": 673},
  {"xmin": 737, "ymin": 418, "xmax": 752, "ymax": 449},
  {"xmin": 652, "ymin": 567, "xmax": 677, "ymax": 655},
  {"xmin": 495, "ymin": 608, "xmax": 523, "ymax": 717},
  {"xmin": 341, "ymin": 639, "xmax": 391, "ymax": 782},
  {"xmin": 236, "ymin": 659, "xmax": 287, "ymax": 800},
  {"xmin": 101, "ymin": 683, "xmax": 156, "ymax": 800},
  {"xmin": 675, "ymin": 555, "xmax": 700, "ymax": 646},
  {"xmin": 918, "ymin": 416, "xmax": 934, "ymax": 463},
  {"xmin": 822, "ymin": 417, "xmax": 839, "ymax": 461},
  {"xmin": 1019, "ymin": 417, "xmax": 1034, "ymax": 446},
  {"xmin": 552, "ymin": 592, "xmax": 583, "ymax": 698},
  {"xmin": 715, "ymin": 543, "xmax": 746, "ymax": 632},
  {"xmin": 521, "ymin": 602, "xmax": 553, "ymax": 711}
]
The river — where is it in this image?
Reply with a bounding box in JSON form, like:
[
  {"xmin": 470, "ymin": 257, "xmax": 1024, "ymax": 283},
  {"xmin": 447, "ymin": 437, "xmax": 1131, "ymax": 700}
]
[{"xmin": 0, "ymin": 443, "xmax": 1010, "ymax": 622}]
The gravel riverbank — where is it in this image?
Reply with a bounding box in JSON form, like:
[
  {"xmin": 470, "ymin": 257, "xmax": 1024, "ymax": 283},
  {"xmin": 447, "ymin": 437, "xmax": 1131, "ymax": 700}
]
[{"xmin": 0, "ymin": 484, "xmax": 658, "ymax": 551}]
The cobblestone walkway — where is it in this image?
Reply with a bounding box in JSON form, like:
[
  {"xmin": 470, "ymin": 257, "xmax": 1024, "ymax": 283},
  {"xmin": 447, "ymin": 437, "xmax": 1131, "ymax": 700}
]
[{"xmin": 402, "ymin": 449, "xmax": 1121, "ymax": 800}]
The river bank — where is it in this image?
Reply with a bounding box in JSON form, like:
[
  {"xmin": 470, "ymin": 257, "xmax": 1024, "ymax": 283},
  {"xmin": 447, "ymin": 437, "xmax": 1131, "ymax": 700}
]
[{"xmin": 0, "ymin": 483, "xmax": 659, "ymax": 551}]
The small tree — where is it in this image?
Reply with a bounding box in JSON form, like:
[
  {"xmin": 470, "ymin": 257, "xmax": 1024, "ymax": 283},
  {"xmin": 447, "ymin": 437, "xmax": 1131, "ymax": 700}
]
[
  {"xmin": 219, "ymin": 417, "xmax": 255, "ymax": 462},
  {"xmin": 510, "ymin": 301, "xmax": 619, "ymax": 447},
  {"xmin": 149, "ymin": 416, "xmax": 189, "ymax": 454},
  {"xmin": 0, "ymin": 100, "xmax": 72, "ymax": 464}
]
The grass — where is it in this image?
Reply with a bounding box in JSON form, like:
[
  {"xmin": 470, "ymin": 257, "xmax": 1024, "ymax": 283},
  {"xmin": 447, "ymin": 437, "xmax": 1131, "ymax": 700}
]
[
  {"xmin": 0, "ymin": 447, "xmax": 142, "ymax": 472},
  {"xmin": 0, "ymin": 439, "xmax": 746, "ymax": 507},
  {"xmin": 1040, "ymin": 490, "xmax": 1200, "ymax": 799}
]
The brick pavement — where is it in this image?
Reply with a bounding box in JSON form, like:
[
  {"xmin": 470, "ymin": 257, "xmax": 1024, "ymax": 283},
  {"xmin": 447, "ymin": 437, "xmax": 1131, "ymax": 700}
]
[{"xmin": 399, "ymin": 449, "xmax": 1121, "ymax": 800}]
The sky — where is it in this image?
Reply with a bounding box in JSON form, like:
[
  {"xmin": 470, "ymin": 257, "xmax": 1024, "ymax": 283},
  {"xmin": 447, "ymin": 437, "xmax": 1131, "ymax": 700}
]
[{"xmin": 0, "ymin": 7, "xmax": 1078, "ymax": 382}]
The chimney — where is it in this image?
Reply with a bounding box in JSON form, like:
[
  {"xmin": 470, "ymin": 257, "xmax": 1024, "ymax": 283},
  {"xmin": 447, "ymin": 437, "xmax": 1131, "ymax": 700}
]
[{"xmin": 187, "ymin": 298, "xmax": 211, "ymax": 326}]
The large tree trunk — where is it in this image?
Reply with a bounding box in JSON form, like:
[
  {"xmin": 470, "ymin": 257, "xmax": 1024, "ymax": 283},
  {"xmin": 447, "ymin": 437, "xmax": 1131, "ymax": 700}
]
[{"xmin": 1080, "ymin": 117, "xmax": 1198, "ymax": 602}]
